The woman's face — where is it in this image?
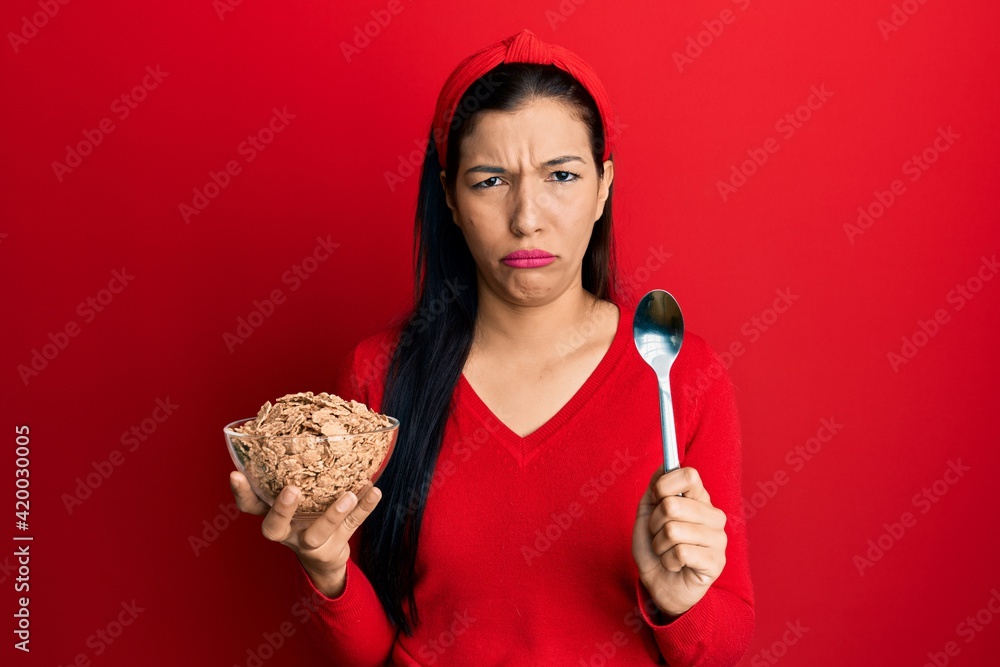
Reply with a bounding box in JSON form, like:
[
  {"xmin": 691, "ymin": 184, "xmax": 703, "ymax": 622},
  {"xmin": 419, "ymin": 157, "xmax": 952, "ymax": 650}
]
[{"xmin": 440, "ymin": 97, "xmax": 614, "ymax": 305}]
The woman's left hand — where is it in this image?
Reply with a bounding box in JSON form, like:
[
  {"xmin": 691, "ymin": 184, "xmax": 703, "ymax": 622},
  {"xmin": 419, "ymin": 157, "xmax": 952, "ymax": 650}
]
[{"xmin": 632, "ymin": 465, "xmax": 728, "ymax": 618}]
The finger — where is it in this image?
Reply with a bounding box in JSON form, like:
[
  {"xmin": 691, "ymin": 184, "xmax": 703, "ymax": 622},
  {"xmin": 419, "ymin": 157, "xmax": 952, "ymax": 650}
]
[
  {"xmin": 653, "ymin": 467, "xmax": 711, "ymax": 504},
  {"xmin": 635, "ymin": 480, "xmax": 658, "ymax": 518},
  {"xmin": 299, "ymin": 488, "xmax": 359, "ymax": 551},
  {"xmin": 337, "ymin": 485, "xmax": 382, "ymax": 542},
  {"xmin": 661, "ymin": 543, "xmax": 726, "ymax": 579},
  {"xmin": 647, "ymin": 463, "xmax": 666, "ymax": 488},
  {"xmin": 648, "ymin": 495, "xmax": 727, "ymax": 534},
  {"xmin": 300, "ymin": 485, "xmax": 382, "ymax": 551},
  {"xmin": 661, "ymin": 544, "xmax": 684, "ymax": 573},
  {"xmin": 230, "ymin": 471, "xmax": 269, "ymax": 515},
  {"xmin": 260, "ymin": 485, "xmax": 301, "ymax": 543},
  {"xmin": 635, "ymin": 464, "xmax": 665, "ymax": 516},
  {"xmin": 651, "ymin": 520, "xmax": 726, "ymax": 556},
  {"xmin": 648, "ymin": 463, "xmax": 686, "ymax": 500}
]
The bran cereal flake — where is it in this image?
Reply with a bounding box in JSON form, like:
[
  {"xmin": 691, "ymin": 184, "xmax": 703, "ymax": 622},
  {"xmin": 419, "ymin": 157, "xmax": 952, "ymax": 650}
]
[{"xmin": 232, "ymin": 391, "xmax": 394, "ymax": 512}]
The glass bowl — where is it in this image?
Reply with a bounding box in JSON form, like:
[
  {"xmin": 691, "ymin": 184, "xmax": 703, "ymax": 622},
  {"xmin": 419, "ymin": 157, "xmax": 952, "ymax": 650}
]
[{"xmin": 224, "ymin": 416, "xmax": 399, "ymax": 520}]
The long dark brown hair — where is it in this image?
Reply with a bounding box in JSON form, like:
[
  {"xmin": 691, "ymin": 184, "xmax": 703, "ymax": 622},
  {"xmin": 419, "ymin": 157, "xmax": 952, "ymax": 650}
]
[{"xmin": 360, "ymin": 62, "xmax": 625, "ymax": 635}]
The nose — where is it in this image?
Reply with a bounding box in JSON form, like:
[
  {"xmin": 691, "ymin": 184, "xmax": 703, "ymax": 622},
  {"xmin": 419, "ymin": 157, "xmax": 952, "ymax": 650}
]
[{"xmin": 509, "ymin": 177, "xmax": 550, "ymax": 236}]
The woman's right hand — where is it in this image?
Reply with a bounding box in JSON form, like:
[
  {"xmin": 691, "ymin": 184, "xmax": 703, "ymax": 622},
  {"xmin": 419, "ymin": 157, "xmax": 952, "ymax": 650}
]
[{"xmin": 229, "ymin": 470, "xmax": 382, "ymax": 598}]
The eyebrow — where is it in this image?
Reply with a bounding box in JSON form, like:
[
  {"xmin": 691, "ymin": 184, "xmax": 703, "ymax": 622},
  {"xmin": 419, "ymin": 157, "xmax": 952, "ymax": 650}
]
[{"xmin": 463, "ymin": 155, "xmax": 586, "ymax": 176}]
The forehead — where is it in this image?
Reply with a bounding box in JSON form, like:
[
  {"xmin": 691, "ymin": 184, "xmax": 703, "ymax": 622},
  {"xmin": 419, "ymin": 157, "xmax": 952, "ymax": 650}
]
[{"xmin": 459, "ymin": 97, "xmax": 592, "ymax": 163}]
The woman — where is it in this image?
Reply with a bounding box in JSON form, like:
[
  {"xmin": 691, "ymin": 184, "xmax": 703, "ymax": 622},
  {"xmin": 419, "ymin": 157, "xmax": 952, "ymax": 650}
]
[{"xmin": 230, "ymin": 28, "xmax": 754, "ymax": 666}]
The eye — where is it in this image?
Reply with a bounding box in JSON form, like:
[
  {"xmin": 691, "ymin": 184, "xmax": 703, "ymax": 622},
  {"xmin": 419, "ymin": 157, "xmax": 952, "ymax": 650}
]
[
  {"xmin": 473, "ymin": 176, "xmax": 504, "ymax": 189},
  {"xmin": 550, "ymin": 171, "xmax": 580, "ymax": 182}
]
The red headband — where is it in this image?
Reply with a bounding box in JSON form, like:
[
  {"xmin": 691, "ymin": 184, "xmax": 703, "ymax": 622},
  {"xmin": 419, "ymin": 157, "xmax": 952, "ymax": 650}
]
[{"xmin": 431, "ymin": 28, "xmax": 616, "ymax": 169}]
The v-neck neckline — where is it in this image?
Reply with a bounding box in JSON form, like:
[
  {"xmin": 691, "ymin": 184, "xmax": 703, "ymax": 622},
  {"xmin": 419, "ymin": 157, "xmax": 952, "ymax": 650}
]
[{"xmin": 456, "ymin": 302, "xmax": 632, "ymax": 466}]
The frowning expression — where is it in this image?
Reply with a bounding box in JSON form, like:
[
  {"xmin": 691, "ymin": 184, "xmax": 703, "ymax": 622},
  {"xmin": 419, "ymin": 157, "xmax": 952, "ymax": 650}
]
[{"xmin": 441, "ymin": 97, "xmax": 614, "ymax": 304}]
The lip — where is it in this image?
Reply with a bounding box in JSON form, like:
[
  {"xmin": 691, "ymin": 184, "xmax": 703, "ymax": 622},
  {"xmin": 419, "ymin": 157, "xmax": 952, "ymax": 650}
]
[
  {"xmin": 503, "ymin": 249, "xmax": 555, "ymax": 260},
  {"xmin": 501, "ymin": 249, "xmax": 556, "ymax": 268}
]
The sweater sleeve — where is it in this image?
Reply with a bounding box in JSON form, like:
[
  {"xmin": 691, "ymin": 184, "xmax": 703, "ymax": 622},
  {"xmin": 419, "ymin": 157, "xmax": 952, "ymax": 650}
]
[
  {"xmin": 290, "ymin": 338, "xmax": 398, "ymax": 665},
  {"xmin": 636, "ymin": 340, "xmax": 755, "ymax": 666},
  {"xmin": 292, "ymin": 550, "xmax": 396, "ymax": 666}
]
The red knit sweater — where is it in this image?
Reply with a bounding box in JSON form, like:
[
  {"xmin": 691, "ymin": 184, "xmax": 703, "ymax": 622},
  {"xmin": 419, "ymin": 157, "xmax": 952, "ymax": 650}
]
[{"xmin": 292, "ymin": 302, "xmax": 754, "ymax": 666}]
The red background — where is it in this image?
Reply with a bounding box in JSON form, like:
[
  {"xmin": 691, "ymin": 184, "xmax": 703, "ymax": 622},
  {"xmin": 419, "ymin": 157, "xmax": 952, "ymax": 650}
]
[{"xmin": 3, "ymin": 0, "xmax": 999, "ymax": 665}]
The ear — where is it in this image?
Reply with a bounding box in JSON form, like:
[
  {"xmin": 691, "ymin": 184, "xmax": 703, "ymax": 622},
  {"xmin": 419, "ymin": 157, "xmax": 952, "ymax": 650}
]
[
  {"xmin": 595, "ymin": 159, "xmax": 614, "ymax": 221},
  {"xmin": 440, "ymin": 170, "xmax": 459, "ymax": 225}
]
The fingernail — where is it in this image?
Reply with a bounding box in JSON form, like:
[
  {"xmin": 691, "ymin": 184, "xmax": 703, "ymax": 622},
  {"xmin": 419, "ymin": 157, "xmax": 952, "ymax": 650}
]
[
  {"xmin": 335, "ymin": 493, "xmax": 355, "ymax": 512},
  {"xmin": 283, "ymin": 487, "xmax": 299, "ymax": 504}
]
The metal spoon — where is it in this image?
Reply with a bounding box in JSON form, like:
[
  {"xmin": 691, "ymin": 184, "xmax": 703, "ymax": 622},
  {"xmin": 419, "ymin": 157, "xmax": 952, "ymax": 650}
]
[{"xmin": 633, "ymin": 289, "xmax": 685, "ymax": 473}]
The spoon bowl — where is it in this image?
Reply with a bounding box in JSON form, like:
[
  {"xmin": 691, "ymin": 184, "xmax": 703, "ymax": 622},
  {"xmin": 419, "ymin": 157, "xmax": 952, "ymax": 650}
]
[{"xmin": 633, "ymin": 290, "xmax": 685, "ymax": 472}]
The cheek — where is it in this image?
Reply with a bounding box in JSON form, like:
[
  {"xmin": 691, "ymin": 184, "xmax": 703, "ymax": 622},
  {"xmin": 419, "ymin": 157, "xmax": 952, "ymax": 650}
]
[
  {"xmin": 550, "ymin": 193, "xmax": 598, "ymax": 231},
  {"xmin": 457, "ymin": 209, "xmax": 503, "ymax": 254},
  {"xmin": 551, "ymin": 187, "xmax": 597, "ymax": 217},
  {"xmin": 455, "ymin": 192, "xmax": 497, "ymax": 223}
]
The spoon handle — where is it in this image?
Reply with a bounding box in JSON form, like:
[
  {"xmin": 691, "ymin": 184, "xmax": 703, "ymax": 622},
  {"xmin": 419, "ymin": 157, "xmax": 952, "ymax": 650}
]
[{"xmin": 658, "ymin": 381, "xmax": 680, "ymax": 473}]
